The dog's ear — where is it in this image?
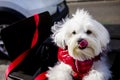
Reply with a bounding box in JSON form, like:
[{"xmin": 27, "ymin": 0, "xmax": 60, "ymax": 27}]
[
  {"xmin": 93, "ymin": 20, "xmax": 110, "ymax": 49},
  {"xmin": 54, "ymin": 31, "xmax": 66, "ymax": 49},
  {"xmin": 51, "ymin": 24, "xmax": 66, "ymax": 49},
  {"xmin": 99, "ymin": 25, "xmax": 110, "ymax": 49}
]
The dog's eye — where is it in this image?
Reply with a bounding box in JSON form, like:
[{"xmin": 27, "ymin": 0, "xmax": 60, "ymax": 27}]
[
  {"xmin": 86, "ymin": 30, "xmax": 92, "ymax": 35},
  {"xmin": 72, "ymin": 31, "xmax": 76, "ymax": 35}
]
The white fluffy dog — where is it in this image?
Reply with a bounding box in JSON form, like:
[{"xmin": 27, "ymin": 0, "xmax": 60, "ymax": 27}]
[{"xmin": 47, "ymin": 9, "xmax": 111, "ymax": 80}]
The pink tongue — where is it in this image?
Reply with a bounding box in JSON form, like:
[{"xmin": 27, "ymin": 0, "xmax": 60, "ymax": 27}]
[{"xmin": 79, "ymin": 39, "xmax": 88, "ymax": 49}]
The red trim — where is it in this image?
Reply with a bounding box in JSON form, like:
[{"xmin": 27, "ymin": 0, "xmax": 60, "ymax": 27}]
[
  {"xmin": 31, "ymin": 14, "xmax": 39, "ymax": 48},
  {"xmin": 5, "ymin": 14, "xmax": 40, "ymax": 80},
  {"xmin": 5, "ymin": 50, "xmax": 29, "ymax": 80},
  {"xmin": 34, "ymin": 72, "xmax": 47, "ymax": 80}
]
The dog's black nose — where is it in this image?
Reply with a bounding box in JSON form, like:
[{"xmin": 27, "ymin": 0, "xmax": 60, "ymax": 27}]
[
  {"xmin": 78, "ymin": 39, "xmax": 84, "ymax": 43},
  {"xmin": 78, "ymin": 39, "xmax": 88, "ymax": 49}
]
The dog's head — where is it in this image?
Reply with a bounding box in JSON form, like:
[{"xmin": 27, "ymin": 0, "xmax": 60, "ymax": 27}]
[{"xmin": 51, "ymin": 9, "xmax": 110, "ymax": 61}]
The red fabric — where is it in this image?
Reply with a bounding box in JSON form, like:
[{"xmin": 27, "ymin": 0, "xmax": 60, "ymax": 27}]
[
  {"xmin": 5, "ymin": 50, "xmax": 29, "ymax": 80},
  {"xmin": 5, "ymin": 14, "xmax": 40, "ymax": 80},
  {"xmin": 31, "ymin": 14, "xmax": 39, "ymax": 48},
  {"xmin": 58, "ymin": 48, "xmax": 100, "ymax": 80},
  {"xmin": 35, "ymin": 72, "xmax": 47, "ymax": 80}
]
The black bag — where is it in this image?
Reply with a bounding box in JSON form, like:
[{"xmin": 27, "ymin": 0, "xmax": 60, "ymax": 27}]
[{"xmin": 1, "ymin": 12, "xmax": 58, "ymax": 80}]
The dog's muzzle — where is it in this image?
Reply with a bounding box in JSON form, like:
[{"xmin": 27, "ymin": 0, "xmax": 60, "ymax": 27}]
[{"xmin": 78, "ymin": 39, "xmax": 88, "ymax": 49}]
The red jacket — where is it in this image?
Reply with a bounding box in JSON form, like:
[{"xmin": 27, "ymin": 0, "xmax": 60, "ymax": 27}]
[{"xmin": 58, "ymin": 48, "xmax": 100, "ymax": 80}]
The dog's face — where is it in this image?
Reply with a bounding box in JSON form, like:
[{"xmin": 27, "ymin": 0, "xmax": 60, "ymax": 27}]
[{"xmin": 52, "ymin": 10, "xmax": 110, "ymax": 61}]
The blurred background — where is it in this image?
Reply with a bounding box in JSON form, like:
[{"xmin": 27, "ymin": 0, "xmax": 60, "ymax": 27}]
[
  {"xmin": 67, "ymin": 0, "xmax": 120, "ymax": 24},
  {"xmin": 0, "ymin": 0, "xmax": 120, "ymax": 80}
]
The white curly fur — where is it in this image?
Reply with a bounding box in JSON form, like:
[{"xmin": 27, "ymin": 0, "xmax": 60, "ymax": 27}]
[{"xmin": 47, "ymin": 9, "xmax": 111, "ymax": 80}]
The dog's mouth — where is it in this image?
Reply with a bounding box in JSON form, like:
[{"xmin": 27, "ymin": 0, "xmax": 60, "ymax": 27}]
[{"xmin": 78, "ymin": 39, "xmax": 88, "ymax": 49}]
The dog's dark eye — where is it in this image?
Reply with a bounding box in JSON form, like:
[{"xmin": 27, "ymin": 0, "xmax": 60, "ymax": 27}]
[
  {"xmin": 72, "ymin": 31, "xmax": 76, "ymax": 34},
  {"xmin": 86, "ymin": 30, "xmax": 92, "ymax": 34}
]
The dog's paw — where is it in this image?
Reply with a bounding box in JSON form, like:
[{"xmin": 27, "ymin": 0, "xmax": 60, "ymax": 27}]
[
  {"xmin": 83, "ymin": 70, "xmax": 110, "ymax": 80},
  {"xmin": 47, "ymin": 62, "xmax": 73, "ymax": 80},
  {"xmin": 47, "ymin": 71, "xmax": 73, "ymax": 80}
]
